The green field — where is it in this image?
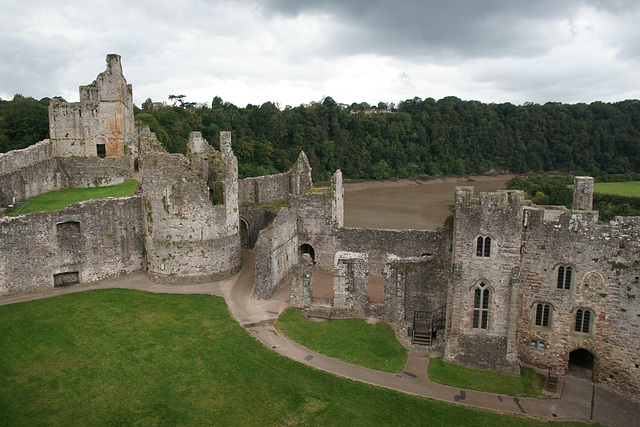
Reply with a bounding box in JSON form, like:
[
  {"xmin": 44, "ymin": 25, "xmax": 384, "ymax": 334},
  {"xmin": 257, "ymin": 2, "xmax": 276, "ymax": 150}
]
[
  {"xmin": 4, "ymin": 179, "xmax": 138, "ymax": 216},
  {"xmin": 0, "ymin": 290, "xmax": 576, "ymax": 426},
  {"xmin": 275, "ymin": 307, "xmax": 408, "ymax": 373},
  {"xmin": 428, "ymin": 358, "xmax": 546, "ymax": 398},
  {"xmin": 593, "ymin": 181, "xmax": 640, "ymax": 197}
]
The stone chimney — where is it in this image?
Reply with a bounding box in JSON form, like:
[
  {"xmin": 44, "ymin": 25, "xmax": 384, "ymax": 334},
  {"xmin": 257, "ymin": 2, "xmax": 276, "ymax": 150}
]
[{"xmin": 572, "ymin": 176, "xmax": 594, "ymax": 211}]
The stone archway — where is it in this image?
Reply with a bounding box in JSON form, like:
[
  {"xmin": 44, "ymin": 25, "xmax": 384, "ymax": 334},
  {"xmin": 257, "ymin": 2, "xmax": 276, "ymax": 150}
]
[
  {"xmin": 299, "ymin": 243, "xmax": 315, "ymax": 263},
  {"xmin": 568, "ymin": 348, "xmax": 595, "ymax": 380},
  {"xmin": 239, "ymin": 217, "xmax": 250, "ymax": 249}
]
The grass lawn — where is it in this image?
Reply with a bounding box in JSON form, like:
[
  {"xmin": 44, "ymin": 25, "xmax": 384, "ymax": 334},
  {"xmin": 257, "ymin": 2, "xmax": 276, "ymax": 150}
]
[
  {"xmin": 428, "ymin": 357, "xmax": 546, "ymax": 398},
  {"xmin": 4, "ymin": 179, "xmax": 138, "ymax": 216},
  {"xmin": 593, "ymin": 181, "xmax": 640, "ymax": 197},
  {"xmin": 0, "ymin": 290, "xmax": 577, "ymax": 426},
  {"xmin": 275, "ymin": 307, "xmax": 407, "ymax": 373}
]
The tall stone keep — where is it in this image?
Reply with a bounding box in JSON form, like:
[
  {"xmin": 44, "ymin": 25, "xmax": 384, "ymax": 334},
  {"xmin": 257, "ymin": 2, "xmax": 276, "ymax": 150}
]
[
  {"xmin": 49, "ymin": 54, "xmax": 135, "ymax": 159},
  {"xmin": 572, "ymin": 176, "xmax": 594, "ymax": 211}
]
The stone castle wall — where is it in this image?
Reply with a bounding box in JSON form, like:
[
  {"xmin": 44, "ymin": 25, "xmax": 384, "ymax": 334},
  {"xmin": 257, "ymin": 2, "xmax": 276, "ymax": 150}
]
[
  {"xmin": 0, "ymin": 156, "xmax": 131, "ymax": 206},
  {"xmin": 0, "ymin": 196, "xmax": 144, "ymax": 296},
  {"xmin": 519, "ymin": 207, "xmax": 640, "ymax": 399},
  {"xmin": 0, "ymin": 139, "xmax": 52, "ymax": 174},
  {"xmin": 253, "ymin": 208, "xmax": 298, "ymax": 299},
  {"xmin": 239, "ymin": 173, "xmax": 291, "ymax": 205}
]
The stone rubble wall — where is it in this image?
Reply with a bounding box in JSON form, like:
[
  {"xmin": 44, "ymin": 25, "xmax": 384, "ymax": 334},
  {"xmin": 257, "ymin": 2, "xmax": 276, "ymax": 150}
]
[
  {"xmin": 0, "ymin": 158, "xmax": 66, "ymax": 204},
  {"xmin": 239, "ymin": 207, "xmax": 278, "ymax": 249},
  {"xmin": 0, "ymin": 156, "xmax": 131, "ymax": 206},
  {"xmin": 0, "ymin": 196, "xmax": 145, "ymax": 296},
  {"xmin": 239, "ymin": 173, "xmax": 291, "ymax": 205},
  {"xmin": 0, "ymin": 139, "xmax": 52, "ymax": 174},
  {"xmin": 253, "ymin": 208, "xmax": 298, "ymax": 299}
]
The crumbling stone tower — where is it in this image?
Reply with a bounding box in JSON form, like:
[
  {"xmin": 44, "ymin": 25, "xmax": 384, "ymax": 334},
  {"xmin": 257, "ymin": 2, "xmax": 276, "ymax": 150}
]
[
  {"xmin": 141, "ymin": 131, "xmax": 242, "ymax": 284},
  {"xmin": 49, "ymin": 54, "xmax": 135, "ymax": 159}
]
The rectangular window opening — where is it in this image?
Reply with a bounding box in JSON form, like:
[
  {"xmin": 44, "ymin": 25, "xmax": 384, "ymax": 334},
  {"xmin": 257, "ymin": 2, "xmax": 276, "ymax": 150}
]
[
  {"xmin": 54, "ymin": 271, "xmax": 79, "ymax": 288},
  {"xmin": 57, "ymin": 221, "xmax": 81, "ymax": 238}
]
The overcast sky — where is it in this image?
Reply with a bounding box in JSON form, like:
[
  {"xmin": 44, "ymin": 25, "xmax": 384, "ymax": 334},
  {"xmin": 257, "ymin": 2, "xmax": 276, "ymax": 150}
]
[{"xmin": 1, "ymin": 0, "xmax": 639, "ymax": 108}]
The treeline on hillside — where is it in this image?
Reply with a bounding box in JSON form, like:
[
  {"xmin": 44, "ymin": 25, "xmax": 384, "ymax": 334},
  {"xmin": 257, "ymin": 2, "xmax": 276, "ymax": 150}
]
[
  {"xmin": 506, "ymin": 174, "xmax": 640, "ymax": 221},
  {"xmin": 2, "ymin": 94, "xmax": 640, "ymax": 183},
  {"xmin": 134, "ymin": 96, "xmax": 640, "ymax": 181},
  {"xmin": 0, "ymin": 95, "xmax": 49, "ymax": 153}
]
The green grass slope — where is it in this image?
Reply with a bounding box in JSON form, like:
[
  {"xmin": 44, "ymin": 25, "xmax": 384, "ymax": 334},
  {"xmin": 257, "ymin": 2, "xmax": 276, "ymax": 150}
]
[
  {"xmin": 0, "ymin": 290, "xmax": 576, "ymax": 426},
  {"xmin": 275, "ymin": 307, "xmax": 408, "ymax": 373},
  {"xmin": 5, "ymin": 179, "xmax": 138, "ymax": 216}
]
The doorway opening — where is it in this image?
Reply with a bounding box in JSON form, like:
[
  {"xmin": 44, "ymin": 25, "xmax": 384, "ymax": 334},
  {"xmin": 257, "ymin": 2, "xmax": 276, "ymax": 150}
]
[
  {"xmin": 568, "ymin": 348, "xmax": 595, "ymax": 379},
  {"xmin": 96, "ymin": 144, "xmax": 106, "ymax": 158}
]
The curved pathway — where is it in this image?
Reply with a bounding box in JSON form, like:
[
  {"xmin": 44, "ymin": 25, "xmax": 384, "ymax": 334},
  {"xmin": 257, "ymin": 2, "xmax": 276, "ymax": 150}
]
[{"xmin": 3, "ymin": 250, "xmax": 638, "ymax": 425}]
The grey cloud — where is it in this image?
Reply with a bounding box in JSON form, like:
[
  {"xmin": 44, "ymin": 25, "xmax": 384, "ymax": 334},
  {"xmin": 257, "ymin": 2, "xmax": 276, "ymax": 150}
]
[{"xmin": 261, "ymin": 0, "xmax": 640, "ymax": 60}]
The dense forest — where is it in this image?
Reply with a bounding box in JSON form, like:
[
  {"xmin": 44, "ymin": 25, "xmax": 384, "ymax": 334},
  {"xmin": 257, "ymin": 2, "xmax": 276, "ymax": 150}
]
[{"xmin": 2, "ymin": 94, "xmax": 640, "ymax": 183}]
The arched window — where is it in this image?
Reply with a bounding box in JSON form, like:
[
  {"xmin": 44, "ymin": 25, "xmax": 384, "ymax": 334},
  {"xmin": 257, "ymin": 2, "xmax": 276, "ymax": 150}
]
[
  {"xmin": 555, "ymin": 265, "xmax": 573, "ymax": 290},
  {"xmin": 476, "ymin": 236, "xmax": 491, "ymax": 257},
  {"xmin": 574, "ymin": 308, "xmax": 593, "ymax": 334},
  {"xmin": 472, "ymin": 282, "xmax": 490, "ymax": 329},
  {"xmin": 534, "ymin": 303, "xmax": 552, "ymax": 328}
]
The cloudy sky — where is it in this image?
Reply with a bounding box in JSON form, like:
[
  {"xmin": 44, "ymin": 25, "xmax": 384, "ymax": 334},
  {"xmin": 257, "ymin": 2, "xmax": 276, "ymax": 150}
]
[{"xmin": 1, "ymin": 0, "xmax": 639, "ymax": 108}]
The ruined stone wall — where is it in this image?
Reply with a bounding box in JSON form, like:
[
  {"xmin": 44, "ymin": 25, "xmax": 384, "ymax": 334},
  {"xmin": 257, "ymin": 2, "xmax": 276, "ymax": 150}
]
[
  {"xmin": 238, "ymin": 151, "xmax": 313, "ymax": 206},
  {"xmin": 0, "ymin": 196, "xmax": 144, "ymax": 296},
  {"xmin": 337, "ymin": 228, "xmax": 446, "ymax": 275},
  {"xmin": 239, "ymin": 173, "xmax": 291, "ymax": 205},
  {"xmin": 519, "ymin": 207, "xmax": 640, "ymax": 401},
  {"xmin": 253, "ymin": 208, "xmax": 298, "ymax": 299},
  {"xmin": 239, "ymin": 207, "xmax": 278, "ymax": 249},
  {"xmin": 0, "ymin": 158, "xmax": 67, "ymax": 204},
  {"xmin": 444, "ymin": 189, "xmax": 527, "ymax": 375},
  {"xmin": 290, "ymin": 191, "xmax": 337, "ymax": 269},
  {"xmin": 0, "ymin": 140, "xmax": 52, "ymax": 174},
  {"xmin": 141, "ymin": 144, "xmax": 241, "ymax": 284},
  {"xmin": 0, "ymin": 156, "xmax": 130, "ymax": 206},
  {"xmin": 59, "ymin": 157, "xmax": 131, "ymax": 188}
]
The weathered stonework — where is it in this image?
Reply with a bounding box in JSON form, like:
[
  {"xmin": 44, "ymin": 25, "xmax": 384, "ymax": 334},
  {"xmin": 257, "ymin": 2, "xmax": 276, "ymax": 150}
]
[
  {"xmin": 49, "ymin": 54, "xmax": 135, "ymax": 159},
  {"xmin": 141, "ymin": 131, "xmax": 241, "ymax": 284},
  {"xmin": 0, "ymin": 196, "xmax": 145, "ymax": 296}
]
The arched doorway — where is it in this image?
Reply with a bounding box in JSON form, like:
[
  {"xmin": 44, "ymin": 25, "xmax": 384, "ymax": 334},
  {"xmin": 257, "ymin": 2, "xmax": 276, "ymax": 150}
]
[
  {"xmin": 568, "ymin": 348, "xmax": 595, "ymax": 379},
  {"xmin": 240, "ymin": 217, "xmax": 250, "ymax": 248},
  {"xmin": 300, "ymin": 243, "xmax": 315, "ymax": 263}
]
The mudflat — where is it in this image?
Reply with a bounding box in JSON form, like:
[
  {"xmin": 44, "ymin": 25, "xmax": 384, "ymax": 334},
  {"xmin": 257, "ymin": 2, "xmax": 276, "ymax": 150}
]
[{"xmin": 344, "ymin": 175, "xmax": 514, "ymax": 230}]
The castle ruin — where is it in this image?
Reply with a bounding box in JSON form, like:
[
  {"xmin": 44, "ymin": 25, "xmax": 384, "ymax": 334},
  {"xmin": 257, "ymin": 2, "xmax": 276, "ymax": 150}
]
[{"xmin": 0, "ymin": 55, "xmax": 638, "ymax": 404}]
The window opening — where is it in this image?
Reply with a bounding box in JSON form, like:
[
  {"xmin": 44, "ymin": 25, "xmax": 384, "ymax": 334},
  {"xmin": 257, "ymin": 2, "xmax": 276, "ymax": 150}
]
[
  {"xmin": 476, "ymin": 236, "xmax": 491, "ymax": 257},
  {"xmin": 56, "ymin": 221, "xmax": 81, "ymax": 239},
  {"xmin": 535, "ymin": 303, "xmax": 551, "ymax": 327},
  {"xmin": 473, "ymin": 282, "xmax": 490, "ymax": 329},
  {"xmin": 557, "ymin": 265, "xmax": 572, "ymax": 290},
  {"xmin": 574, "ymin": 308, "xmax": 592, "ymax": 333}
]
